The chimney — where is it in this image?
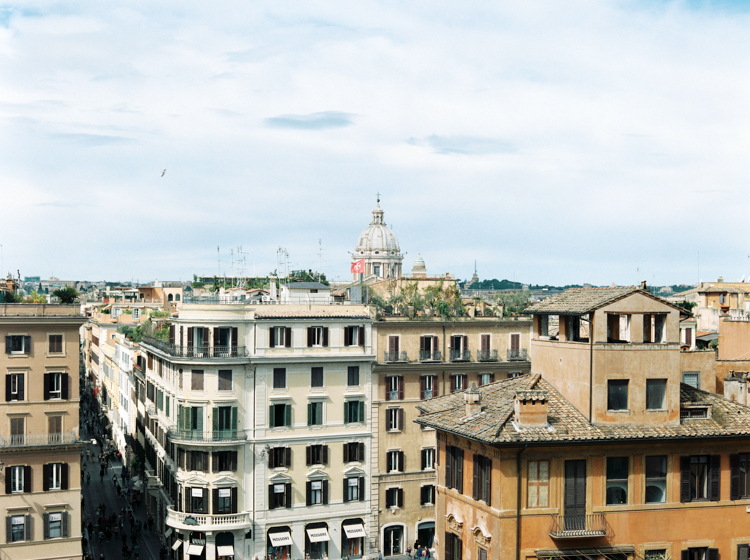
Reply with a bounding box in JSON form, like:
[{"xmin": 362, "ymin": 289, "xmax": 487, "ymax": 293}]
[
  {"xmin": 464, "ymin": 382, "xmax": 482, "ymax": 417},
  {"xmin": 514, "ymin": 390, "xmax": 549, "ymax": 427},
  {"xmin": 640, "ymin": 281, "xmax": 647, "ymax": 290},
  {"xmin": 724, "ymin": 373, "xmax": 748, "ymax": 405}
]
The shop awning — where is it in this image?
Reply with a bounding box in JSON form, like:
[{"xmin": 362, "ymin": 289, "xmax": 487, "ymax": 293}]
[
  {"xmin": 217, "ymin": 545, "xmax": 235, "ymax": 556},
  {"xmin": 343, "ymin": 525, "xmax": 366, "ymax": 539},
  {"xmin": 172, "ymin": 541, "xmax": 183, "ymax": 551},
  {"xmin": 535, "ymin": 546, "xmax": 635, "ymax": 559},
  {"xmin": 187, "ymin": 544, "xmax": 205, "ymax": 555},
  {"xmin": 307, "ymin": 527, "xmax": 330, "ymax": 543},
  {"xmin": 269, "ymin": 532, "xmax": 293, "ymax": 547},
  {"xmin": 164, "ymin": 528, "xmax": 173, "ymax": 539}
]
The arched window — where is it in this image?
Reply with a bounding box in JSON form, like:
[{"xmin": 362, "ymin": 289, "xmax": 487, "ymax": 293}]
[
  {"xmin": 168, "ymin": 294, "xmax": 174, "ymax": 302},
  {"xmin": 176, "ymin": 294, "xmax": 181, "ymax": 302}
]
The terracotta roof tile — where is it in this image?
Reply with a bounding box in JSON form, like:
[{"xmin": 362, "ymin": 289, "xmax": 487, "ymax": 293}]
[{"xmin": 525, "ymin": 287, "xmax": 638, "ymax": 315}]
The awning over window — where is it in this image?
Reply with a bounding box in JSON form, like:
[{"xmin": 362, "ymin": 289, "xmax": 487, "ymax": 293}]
[
  {"xmin": 343, "ymin": 525, "xmax": 366, "ymax": 539},
  {"xmin": 307, "ymin": 527, "xmax": 330, "ymax": 542},
  {"xmin": 535, "ymin": 546, "xmax": 635, "ymax": 558},
  {"xmin": 164, "ymin": 528, "xmax": 173, "ymax": 539},
  {"xmin": 269, "ymin": 532, "xmax": 293, "ymax": 547},
  {"xmin": 172, "ymin": 540, "xmax": 183, "ymax": 551},
  {"xmin": 217, "ymin": 545, "xmax": 234, "ymax": 556},
  {"xmin": 187, "ymin": 544, "xmax": 205, "ymax": 555}
]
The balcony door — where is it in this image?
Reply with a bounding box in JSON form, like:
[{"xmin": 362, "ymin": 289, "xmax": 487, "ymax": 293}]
[{"xmin": 564, "ymin": 460, "xmax": 586, "ymax": 530}]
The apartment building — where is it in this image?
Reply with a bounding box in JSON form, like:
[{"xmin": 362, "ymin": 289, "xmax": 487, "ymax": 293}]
[
  {"xmin": 0, "ymin": 304, "xmax": 86, "ymax": 560},
  {"xmin": 415, "ymin": 285, "xmax": 750, "ymax": 560},
  {"xmin": 137, "ymin": 302, "xmax": 375, "ymax": 560},
  {"xmin": 372, "ymin": 316, "xmax": 531, "ymax": 556}
]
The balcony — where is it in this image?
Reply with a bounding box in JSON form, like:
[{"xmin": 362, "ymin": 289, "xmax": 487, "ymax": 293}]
[
  {"xmin": 0, "ymin": 431, "xmax": 78, "ymax": 448},
  {"xmin": 449, "ymin": 349, "xmax": 471, "ymax": 362},
  {"xmin": 167, "ymin": 428, "xmax": 247, "ymax": 444},
  {"xmin": 419, "ymin": 350, "xmax": 442, "ymax": 362},
  {"xmin": 549, "ymin": 514, "xmax": 607, "ymax": 539},
  {"xmin": 507, "ymin": 348, "xmax": 528, "ymax": 361},
  {"xmin": 146, "ymin": 403, "xmax": 158, "ymax": 417},
  {"xmin": 166, "ymin": 508, "xmax": 252, "ymax": 531},
  {"xmin": 383, "ymin": 351, "xmax": 408, "ymax": 363},
  {"xmin": 476, "ymin": 349, "xmax": 498, "ymax": 362},
  {"xmin": 142, "ymin": 337, "xmax": 249, "ymax": 359}
]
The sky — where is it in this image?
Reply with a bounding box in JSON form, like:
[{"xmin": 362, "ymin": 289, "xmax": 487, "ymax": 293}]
[{"xmin": 2, "ymin": 1, "xmax": 750, "ymax": 286}]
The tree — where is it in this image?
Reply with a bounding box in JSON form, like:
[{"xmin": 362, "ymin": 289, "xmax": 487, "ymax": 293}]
[
  {"xmin": 494, "ymin": 291, "xmax": 531, "ymax": 317},
  {"xmin": 52, "ymin": 286, "xmax": 79, "ymax": 304},
  {"xmin": 674, "ymin": 300, "xmax": 697, "ymax": 314}
]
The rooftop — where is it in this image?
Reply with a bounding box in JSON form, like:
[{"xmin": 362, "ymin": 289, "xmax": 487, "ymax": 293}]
[
  {"xmin": 0, "ymin": 304, "xmax": 84, "ymax": 317},
  {"xmin": 525, "ymin": 286, "xmax": 638, "ymax": 315},
  {"xmin": 416, "ymin": 374, "xmax": 750, "ymax": 444}
]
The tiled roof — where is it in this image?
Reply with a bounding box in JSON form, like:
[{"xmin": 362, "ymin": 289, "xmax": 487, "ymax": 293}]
[
  {"xmin": 525, "ymin": 287, "xmax": 638, "ymax": 315},
  {"xmin": 415, "ymin": 375, "xmax": 750, "ymax": 444},
  {"xmin": 284, "ymin": 282, "xmax": 331, "ymax": 290},
  {"xmin": 254, "ymin": 308, "xmax": 369, "ymax": 319}
]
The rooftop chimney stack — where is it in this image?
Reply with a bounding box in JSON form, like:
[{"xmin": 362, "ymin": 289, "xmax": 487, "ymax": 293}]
[
  {"xmin": 464, "ymin": 382, "xmax": 482, "ymax": 417},
  {"xmin": 514, "ymin": 390, "xmax": 549, "ymax": 427},
  {"xmin": 724, "ymin": 373, "xmax": 748, "ymax": 405}
]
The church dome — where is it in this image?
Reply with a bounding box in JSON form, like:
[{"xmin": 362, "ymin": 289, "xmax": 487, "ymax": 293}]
[{"xmin": 355, "ymin": 200, "xmax": 401, "ymax": 255}]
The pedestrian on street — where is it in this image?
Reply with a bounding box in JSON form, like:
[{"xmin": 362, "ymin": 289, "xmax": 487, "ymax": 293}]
[
  {"xmin": 86, "ymin": 472, "xmax": 91, "ymax": 484},
  {"xmin": 134, "ymin": 544, "xmax": 140, "ymax": 560},
  {"xmin": 99, "ymin": 470, "xmax": 104, "ymax": 482}
]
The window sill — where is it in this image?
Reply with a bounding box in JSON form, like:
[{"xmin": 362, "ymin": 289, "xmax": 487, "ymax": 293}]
[
  {"xmin": 607, "ymin": 409, "xmax": 630, "ymax": 413},
  {"xmin": 387, "ymin": 429, "xmax": 403, "ymax": 434},
  {"xmin": 646, "ymin": 408, "xmax": 667, "ymax": 412}
]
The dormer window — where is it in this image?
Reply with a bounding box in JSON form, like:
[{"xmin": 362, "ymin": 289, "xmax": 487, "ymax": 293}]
[
  {"xmin": 643, "ymin": 314, "xmax": 667, "ymax": 343},
  {"xmin": 607, "ymin": 314, "xmax": 631, "ymax": 343},
  {"xmin": 681, "ymin": 406, "xmax": 709, "ymax": 420}
]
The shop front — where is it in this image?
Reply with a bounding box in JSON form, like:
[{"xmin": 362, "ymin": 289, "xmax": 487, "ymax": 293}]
[
  {"xmin": 305, "ymin": 522, "xmax": 330, "ymax": 560},
  {"xmin": 416, "ymin": 521, "xmax": 434, "ymax": 549},
  {"xmin": 188, "ymin": 531, "xmax": 206, "ymax": 560},
  {"xmin": 383, "ymin": 524, "xmax": 404, "ymax": 557},
  {"xmin": 267, "ymin": 526, "xmax": 293, "ymax": 560},
  {"xmin": 341, "ymin": 518, "xmax": 366, "ymax": 559},
  {"xmin": 216, "ymin": 532, "xmax": 235, "ymax": 560}
]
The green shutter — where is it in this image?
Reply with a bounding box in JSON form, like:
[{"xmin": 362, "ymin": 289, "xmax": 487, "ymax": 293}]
[
  {"xmin": 284, "ymin": 404, "xmax": 292, "ymax": 427},
  {"xmin": 269, "ymin": 406, "xmax": 275, "ymax": 428},
  {"xmin": 308, "ymin": 403, "xmax": 313, "ymax": 426},
  {"xmin": 213, "ymin": 408, "xmax": 219, "ymax": 432},
  {"xmin": 359, "ymin": 400, "xmax": 365, "ymax": 423},
  {"xmin": 344, "ymin": 402, "xmax": 350, "ymax": 424},
  {"xmin": 178, "ymin": 405, "xmax": 185, "ymax": 431},
  {"xmin": 231, "ymin": 407, "xmax": 238, "ymax": 431},
  {"xmin": 195, "ymin": 407, "xmax": 203, "ymax": 432}
]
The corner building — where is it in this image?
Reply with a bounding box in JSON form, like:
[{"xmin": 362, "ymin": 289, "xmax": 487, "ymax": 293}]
[{"xmin": 139, "ymin": 301, "xmax": 375, "ymax": 560}]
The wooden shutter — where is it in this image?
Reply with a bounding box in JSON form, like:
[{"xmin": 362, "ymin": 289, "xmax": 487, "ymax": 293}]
[
  {"xmin": 463, "ymin": 335, "xmax": 468, "ymax": 354},
  {"xmin": 710, "ymin": 455, "xmax": 721, "ymax": 501},
  {"xmin": 398, "ymin": 376, "xmax": 404, "ymax": 400},
  {"xmin": 398, "ymin": 408, "xmax": 404, "ymax": 431},
  {"xmin": 511, "ymin": 333, "xmax": 520, "ymax": 351},
  {"xmin": 420, "ymin": 336, "xmax": 426, "ymax": 353},
  {"xmin": 230, "ymin": 407, "xmax": 238, "ymax": 431},
  {"xmin": 307, "ymin": 403, "xmax": 313, "ymax": 426},
  {"xmin": 179, "ymin": 326, "xmax": 184, "ymax": 346},
  {"xmin": 490, "ymin": 373, "xmax": 496, "ymax": 383},
  {"xmin": 24, "ymin": 515, "xmax": 31, "ymax": 541},
  {"xmin": 359, "ymin": 400, "xmax": 365, "ymax": 423},
  {"xmin": 213, "ymin": 489, "xmax": 219, "ymax": 514},
  {"xmin": 196, "ymin": 407, "xmax": 203, "ymax": 432},
  {"xmin": 731, "ymin": 455, "xmax": 741, "ymax": 500},
  {"xmin": 708, "ymin": 549, "xmax": 719, "ymax": 560},
  {"xmin": 17, "ymin": 375, "xmax": 23, "ymax": 401},
  {"xmin": 213, "ymin": 328, "xmax": 221, "ymax": 347},
  {"xmin": 43, "ymin": 465, "xmax": 50, "ymax": 492},
  {"xmin": 306, "ymin": 481, "xmax": 312, "ymax": 506},
  {"xmin": 231, "ymin": 487, "xmax": 238, "ymax": 514},
  {"xmin": 307, "ymin": 328, "xmax": 313, "ymax": 347},
  {"xmin": 481, "ymin": 334, "xmax": 490, "ymax": 352},
  {"xmin": 284, "ymin": 404, "xmax": 292, "ymax": 427},
  {"xmin": 323, "ymin": 327, "xmax": 329, "ymax": 347},
  {"xmin": 739, "ymin": 545, "xmax": 749, "ymax": 560},
  {"xmin": 169, "ymin": 325, "xmax": 175, "ymax": 345},
  {"xmin": 61, "ymin": 464, "xmax": 69, "ymax": 490},
  {"xmin": 61, "ymin": 374, "xmax": 68, "ymax": 400},
  {"xmin": 456, "ymin": 449, "xmax": 464, "ymax": 493},
  {"xmin": 23, "ymin": 336, "xmax": 31, "ymax": 355},
  {"xmin": 23, "ymin": 466, "xmax": 31, "ymax": 493},
  {"xmin": 344, "ymin": 327, "xmax": 351, "ymax": 347},
  {"xmin": 421, "ymin": 449, "xmax": 426, "ymax": 470},
  {"xmin": 680, "ymin": 456, "xmax": 691, "ymax": 502},
  {"xmin": 202, "ymin": 452, "xmax": 209, "ymax": 473},
  {"xmin": 343, "ymin": 478, "xmax": 349, "ymax": 502},
  {"xmin": 202, "ymin": 488, "xmax": 208, "ymax": 512},
  {"xmin": 359, "ymin": 477, "xmax": 365, "ymax": 501},
  {"xmin": 433, "ymin": 375, "xmax": 439, "ymax": 397},
  {"xmin": 213, "ymin": 453, "xmax": 219, "ymax": 472},
  {"xmin": 358, "ymin": 442, "xmax": 365, "ymax": 461},
  {"xmin": 187, "ymin": 328, "xmax": 193, "ymax": 348},
  {"xmin": 267, "ymin": 485, "xmax": 274, "ymax": 509},
  {"xmin": 306, "ymin": 446, "xmax": 312, "ymax": 466},
  {"xmin": 483, "ymin": 458, "xmax": 492, "ymax": 506},
  {"xmin": 284, "ymin": 447, "xmax": 291, "ymax": 468},
  {"xmin": 202, "ymin": 328, "xmax": 209, "ymax": 350},
  {"xmin": 322, "ymin": 480, "xmax": 329, "ymax": 504},
  {"xmin": 5, "ymin": 375, "xmax": 10, "ymax": 402},
  {"xmin": 419, "ymin": 376, "xmax": 425, "ymax": 400},
  {"xmin": 284, "ymin": 327, "xmax": 291, "ymax": 348},
  {"xmin": 385, "ymin": 378, "xmax": 390, "ymax": 401},
  {"xmin": 359, "ymin": 327, "xmax": 365, "ymax": 347},
  {"xmin": 4, "ymin": 516, "xmax": 9, "ymax": 543},
  {"xmin": 322, "ymin": 445, "xmax": 329, "ymax": 464},
  {"xmin": 398, "ymin": 451, "xmax": 404, "ymax": 472},
  {"xmin": 43, "ymin": 373, "xmax": 50, "ymax": 401},
  {"xmin": 4, "ymin": 336, "xmax": 10, "ymax": 354},
  {"xmin": 43, "ymin": 512, "xmax": 49, "ymax": 539},
  {"xmin": 446, "ymin": 447, "xmax": 453, "ymax": 489},
  {"xmin": 472, "ymin": 455, "xmax": 480, "ymax": 500},
  {"xmin": 268, "ymin": 406, "xmax": 275, "ymax": 428},
  {"xmin": 269, "ymin": 327, "xmax": 276, "ymax": 348},
  {"xmin": 450, "ymin": 376, "xmax": 456, "ymax": 393},
  {"xmin": 398, "ymin": 488, "xmax": 404, "ymax": 508},
  {"xmin": 343, "ymin": 443, "xmax": 350, "ymax": 463}
]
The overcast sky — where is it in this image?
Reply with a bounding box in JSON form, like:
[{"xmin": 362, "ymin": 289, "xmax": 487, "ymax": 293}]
[{"xmin": 2, "ymin": 1, "xmax": 749, "ymax": 286}]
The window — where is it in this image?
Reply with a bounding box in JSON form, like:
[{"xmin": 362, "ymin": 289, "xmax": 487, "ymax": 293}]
[
  {"xmin": 347, "ymin": 366, "xmax": 360, "ymax": 387},
  {"xmin": 421, "ymin": 448, "xmax": 435, "ymax": 470},
  {"xmin": 214, "ymin": 488, "xmax": 233, "ymax": 513},
  {"xmin": 607, "ymin": 313, "xmax": 631, "ymax": 342},
  {"xmin": 273, "ymin": 368, "xmax": 286, "ymax": 389},
  {"xmin": 190, "ymin": 487, "xmax": 206, "ymax": 512},
  {"xmin": 307, "ymin": 326, "xmax": 328, "ymax": 347},
  {"xmin": 344, "ymin": 326, "xmax": 364, "ymax": 347},
  {"xmin": 343, "ymin": 442, "xmax": 365, "ymax": 463},
  {"xmin": 218, "ymin": 370, "xmax": 232, "ymax": 391},
  {"xmin": 472, "ymin": 454, "xmax": 492, "ymax": 505},
  {"xmin": 478, "ymin": 548, "xmax": 487, "ymax": 560},
  {"xmin": 49, "ymin": 372, "xmax": 62, "ymax": 399},
  {"xmin": 191, "ymin": 370, "xmax": 204, "ymax": 391},
  {"xmin": 386, "ymin": 376, "xmax": 403, "ymax": 401},
  {"xmin": 478, "ymin": 373, "xmax": 495, "ymax": 387},
  {"xmin": 269, "ymin": 483, "xmax": 291, "ymax": 509},
  {"xmin": 387, "ymin": 450, "xmax": 404, "ymax": 473},
  {"xmin": 268, "ymin": 447, "xmax": 291, "ymax": 469},
  {"xmin": 643, "ymin": 314, "xmax": 666, "ymax": 343},
  {"xmin": 344, "ymin": 476, "xmax": 364, "ymax": 502},
  {"xmin": 420, "ymin": 484, "xmax": 435, "ymax": 505},
  {"xmin": 684, "ymin": 548, "xmax": 718, "ymax": 560},
  {"xmin": 646, "ymin": 379, "xmax": 667, "ymax": 410},
  {"xmin": 344, "ymin": 400, "xmax": 365, "ymax": 424},
  {"xmin": 386, "ymin": 408, "xmax": 403, "ymax": 431},
  {"xmin": 8, "ymin": 515, "xmax": 28, "ymax": 542},
  {"xmin": 444, "ymin": 532, "xmax": 463, "ymax": 560},
  {"xmin": 385, "ymin": 487, "xmax": 403, "ymax": 508},
  {"xmin": 420, "ymin": 375, "xmax": 437, "ymax": 399},
  {"xmin": 6, "ymin": 373, "xmax": 24, "ymax": 401},
  {"xmin": 606, "ymin": 457, "xmax": 628, "ymax": 505},
  {"xmin": 645, "ymin": 456, "xmax": 667, "ymax": 503},
  {"xmin": 306, "ymin": 445, "xmax": 328, "ymax": 466},
  {"xmin": 213, "ymin": 450, "xmax": 238, "ymax": 472},
  {"xmin": 607, "ymin": 380, "xmax": 629, "ymax": 410},
  {"xmin": 420, "ymin": 335, "xmax": 439, "ymax": 360},
  {"xmin": 46, "ymin": 512, "xmax": 64, "ymax": 539},
  {"xmin": 720, "ymin": 293, "xmax": 727, "ymax": 305},
  {"xmin": 186, "ymin": 451, "xmax": 209, "ymax": 472},
  {"xmin": 10, "ymin": 417, "xmax": 24, "ymax": 444},
  {"xmin": 450, "ymin": 335, "xmax": 469, "ymax": 360},
  {"xmin": 446, "ymin": 446, "xmax": 464, "ymax": 493},
  {"xmin": 527, "ymin": 460, "xmax": 549, "ymax": 508},
  {"xmin": 157, "ymin": 389, "xmax": 163, "ymax": 411},
  {"xmin": 307, "ymin": 401, "xmax": 323, "ymax": 426},
  {"xmin": 307, "ymin": 480, "xmax": 328, "ymax": 505},
  {"xmin": 450, "ymin": 374, "xmax": 467, "ymax": 393},
  {"xmin": 214, "ymin": 406, "xmax": 237, "ymax": 432},
  {"xmin": 48, "ymin": 416, "xmax": 62, "ymax": 435},
  {"xmin": 644, "ymin": 550, "xmax": 667, "ymax": 560},
  {"xmin": 269, "ymin": 403, "xmax": 292, "ymax": 428},
  {"xmin": 46, "ymin": 463, "xmax": 63, "ymax": 490},
  {"xmin": 732, "ymin": 453, "xmax": 750, "ymax": 499},
  {"xmin": 386, "ymin": 335, "xmax": 400, "ymax": 361},
  {"xmin": 9, "ymin": 466, "xmax": 24, "ymax": 493},
  {"xmin": 48, "ymin": 335, "xmax": 63, "ymax": 354},
  {"xmin": 5, "ymin": 335, "xmax": 30, "ymax": 355},
  {"xmin": 269, "ymin": 326, "xmax": 292, "ymax": 348},
  {"xmin": 682, "ymin": 372, "xmax": 700, "ymax": 389},
  {"xmin": 681, "ymin": 455, "xmax": 720, "ymax": 502},
  {"xmin": 311, "ymin": 367, "xmax": 324, "ymax": 388}
]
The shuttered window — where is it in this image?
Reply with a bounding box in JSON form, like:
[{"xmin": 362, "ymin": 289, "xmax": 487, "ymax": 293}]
[
  {"xmin": 446, "ymin": 446, "xmax": 464, "ymax": 493},
  {"xmin": 527, "ymin": 460, "xmax": 549, "ymax": 508},
  {"xmin": 681, "ymin": 455, "xmax": 720, "ymax": 502},
  {"xmin": 472, "ymin": 454, "xmax": 491, "ymax": 506}
]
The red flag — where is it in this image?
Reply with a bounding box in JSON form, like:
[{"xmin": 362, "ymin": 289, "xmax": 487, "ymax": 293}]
[{"xmin": 351, "ymin": 259, "xmax": 365, "ymax": 273}]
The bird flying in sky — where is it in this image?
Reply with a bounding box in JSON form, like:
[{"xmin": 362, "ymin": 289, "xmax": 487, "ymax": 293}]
[{"xmin": 161, "ymin": 169, "xmax": 166, "ymax": 177}]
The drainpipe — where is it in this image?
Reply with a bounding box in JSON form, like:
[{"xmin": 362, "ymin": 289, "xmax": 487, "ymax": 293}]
[
  {"xmin": 580, "ymin": 315, "xmax": 594, "ymax": 423},
  {"xmin": 515, "ymin": 444, "xmax": 528, "ymax": 560}
]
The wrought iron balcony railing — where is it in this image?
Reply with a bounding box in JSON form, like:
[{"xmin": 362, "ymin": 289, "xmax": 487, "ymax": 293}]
[
  {"xmin": 0, "ymin": 431, "xmax": 78, "ymax": 448},
  {"xmin": 383, "ymin": 351, "xmax": 408, "ymax": 363},
  {"xmin": 549, "ymin": 514, "xmax": 607, "ymax": 539},
  {"xmin": 419, "ymin": 350, "xmax": 442, "ymax": 362},
  {"xmin": 167, "ymin": 428, "xmax": 247, "ymax": 443},
  {"xmin": 477, "ymin": 349, "xmax": 498, "ymax": 362},
  {"xmin": 142, "ymin": 337, "xmax": 249, "ymax": 358},
  {"xmin": 507, "ymin": 348, "xmax": 528, "ymax": 361},
  {"xmin": 449, "ymin": 349, "xmax": 471, "ymax": 362}
]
